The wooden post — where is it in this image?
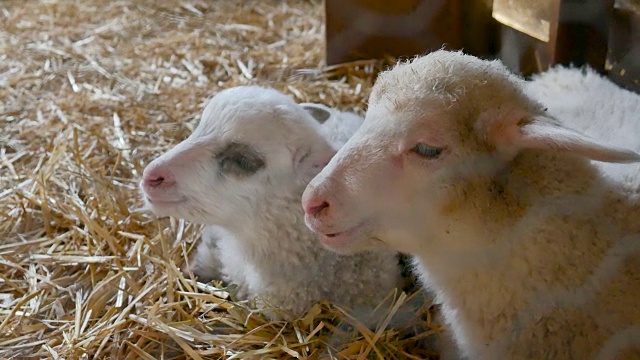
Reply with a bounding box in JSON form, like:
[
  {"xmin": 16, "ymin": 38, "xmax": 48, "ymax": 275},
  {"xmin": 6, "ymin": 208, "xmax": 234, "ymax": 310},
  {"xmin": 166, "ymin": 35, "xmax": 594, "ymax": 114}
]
[
  {"xmin": 606, "ymin": 0, "xmax": 640, "ymax": 93},
  {"xmin": 493, "ymin": 0, "xmax": 613, "ymax": 76}
]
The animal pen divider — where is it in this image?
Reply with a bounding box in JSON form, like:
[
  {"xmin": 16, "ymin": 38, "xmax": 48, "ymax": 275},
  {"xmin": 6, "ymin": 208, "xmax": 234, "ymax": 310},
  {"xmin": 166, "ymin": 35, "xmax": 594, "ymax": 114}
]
[{"xmin": 326, "ymin": 0, "xmax": 639, "ymax": 93}]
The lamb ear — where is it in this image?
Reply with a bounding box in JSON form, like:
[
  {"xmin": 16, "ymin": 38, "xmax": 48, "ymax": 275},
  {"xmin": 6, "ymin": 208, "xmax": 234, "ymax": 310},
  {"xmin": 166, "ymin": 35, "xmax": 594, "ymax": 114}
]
[
  {"xmin": 301, "ymin": 103, "xmax": 332, "ymax": 124},
  {"xmin": 292, "ymin": 141, "xmax": 336, "ymax": 180},
  {"xmin": 487, "ymin": 113, "xmax": 640, "ymax": 163}
]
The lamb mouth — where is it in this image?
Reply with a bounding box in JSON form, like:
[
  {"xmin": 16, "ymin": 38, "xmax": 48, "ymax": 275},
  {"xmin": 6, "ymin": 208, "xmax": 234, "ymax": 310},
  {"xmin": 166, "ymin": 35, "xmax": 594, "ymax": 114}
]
[
  {"xmin": 320, "ymin": 222, "xmax": 364, "ymax": 243},
  {"xmin": 145, "ymin": 196, "xmax": 187, "ymax": 205}
]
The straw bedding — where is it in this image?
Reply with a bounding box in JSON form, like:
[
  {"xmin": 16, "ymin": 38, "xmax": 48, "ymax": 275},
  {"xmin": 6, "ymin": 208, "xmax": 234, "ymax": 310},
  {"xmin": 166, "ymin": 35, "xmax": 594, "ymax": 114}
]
[{"xmin": 0, "ymin": 0, "xmax": 441, "ymax": 358}]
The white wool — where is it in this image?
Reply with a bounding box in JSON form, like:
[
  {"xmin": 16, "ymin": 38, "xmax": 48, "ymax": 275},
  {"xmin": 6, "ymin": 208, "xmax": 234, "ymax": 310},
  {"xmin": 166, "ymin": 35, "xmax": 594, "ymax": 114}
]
[
  {"xmin": 302, "ymin": 50, "xmax": 640, "ymax": 358},
  {"xmin": 140, "ymin": 85, "xmax": 402, "ymax": 320}
]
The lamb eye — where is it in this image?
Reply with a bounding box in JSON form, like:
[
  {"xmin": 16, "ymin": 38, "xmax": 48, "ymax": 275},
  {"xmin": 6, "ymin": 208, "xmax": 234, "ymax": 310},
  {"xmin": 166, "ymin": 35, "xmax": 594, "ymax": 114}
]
[
  {"xmin": 220, "ymin": 154, "xmax": 264, "ymax": 174},
  {"xmin": 230, "ymin": 155, "xmax": 260, "ymax": 171},
  {"xmin": 218, "ymin": 143, "xmax": 265, "ymax": 176},
  {"xmin": 411, "ymin": 143, "xmax": 443, "ymax": 159}
]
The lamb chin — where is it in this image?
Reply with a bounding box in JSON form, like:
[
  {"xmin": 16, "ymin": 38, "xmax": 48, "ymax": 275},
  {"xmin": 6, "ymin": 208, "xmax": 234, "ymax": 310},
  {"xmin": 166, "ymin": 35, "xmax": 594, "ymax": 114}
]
[
  {"xmin": 146, "ymin": 198, "xmax": 188, "ymax": 217},
  {"xmin": 319, "ymin": 234, "xmax": 355, "ymax": 254},
  {"xmin": 318, "ymin": 225, "xmax": 366, "ymax": 253}
]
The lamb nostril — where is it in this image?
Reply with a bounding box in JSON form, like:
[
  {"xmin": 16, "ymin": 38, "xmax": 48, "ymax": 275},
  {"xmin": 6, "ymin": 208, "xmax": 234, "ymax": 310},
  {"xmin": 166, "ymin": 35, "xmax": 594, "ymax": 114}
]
[
  {"xmin": 306, "ymin": 200, "xmax": 330, "ymax": 216},
  {"xmin": 143, "ymin": 168, "xmax": 177, "ymax": 189},
  {"xmin": 145, "ymin": 174, "xmax": 175, "ymax": 188},
  {"xmin": 147, "ymin": 176, "xmax": 165, "ymax": 187}
]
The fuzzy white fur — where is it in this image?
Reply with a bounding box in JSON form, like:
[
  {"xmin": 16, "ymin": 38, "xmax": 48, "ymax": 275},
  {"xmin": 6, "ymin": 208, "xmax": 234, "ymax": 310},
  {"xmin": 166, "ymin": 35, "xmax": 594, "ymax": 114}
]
[
  {"xmin": 302, "ymin": 50, "xmax": 640, "ymax": 359},
  {"xmin": 140, "ymin": 85, "xmax": 402, "ymax": 320}
]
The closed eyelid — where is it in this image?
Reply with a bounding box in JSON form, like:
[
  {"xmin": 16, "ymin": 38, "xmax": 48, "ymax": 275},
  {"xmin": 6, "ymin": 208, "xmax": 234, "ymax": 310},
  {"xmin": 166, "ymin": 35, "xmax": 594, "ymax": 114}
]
[
  {"xmin": 217, "ymin": 142, "xmax": 259, "ymax": 158},
  {"xmin": 217, "ymin": 142, "xmax": 265, "ymax": 176},
  {"xmin": 401, "ymin": 136, "xmax": 446, "ymax": 152}
]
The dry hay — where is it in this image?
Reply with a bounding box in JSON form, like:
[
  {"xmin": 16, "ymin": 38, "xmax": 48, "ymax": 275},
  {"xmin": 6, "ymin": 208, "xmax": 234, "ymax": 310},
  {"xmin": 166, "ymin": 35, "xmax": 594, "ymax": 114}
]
[{"xmin": 0, "ymin": 0, "xmax": 440, "ymax": 358}]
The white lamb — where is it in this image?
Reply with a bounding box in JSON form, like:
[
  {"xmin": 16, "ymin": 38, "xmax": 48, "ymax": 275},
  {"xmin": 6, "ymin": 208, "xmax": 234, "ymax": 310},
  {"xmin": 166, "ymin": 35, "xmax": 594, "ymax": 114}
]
[
  {"xmin": 526, "ymin": 65, "xmax": 640, "ymax": 190},
  {"xmin": 301, "ymin": 50, "xmax": 640, "ymax": 359},
  {"xmin": 139, "ymin": 85, "xmax": 402, "ymax": 320}
]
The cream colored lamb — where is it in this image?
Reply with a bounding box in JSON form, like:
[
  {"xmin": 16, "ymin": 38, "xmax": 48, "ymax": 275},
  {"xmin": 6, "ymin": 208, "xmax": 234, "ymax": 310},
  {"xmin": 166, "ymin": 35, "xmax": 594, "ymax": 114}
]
[
  {"xmin": 139, "ymin": 85, "xmax": 402, "ymax": 320},
  {"xmin": 302, "ymin": 50, "xmax": 640, "ymax": 359},
  {"xmin": 527, "ymin": 65, "xmax": 640, "ymax": 190}
]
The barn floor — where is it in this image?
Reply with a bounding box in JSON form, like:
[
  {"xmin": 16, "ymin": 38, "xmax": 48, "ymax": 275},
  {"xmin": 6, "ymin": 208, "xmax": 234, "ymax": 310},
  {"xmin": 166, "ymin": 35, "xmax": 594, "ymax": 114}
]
[{"xmin": 0, "ymin": 0, "xmax": 438, "ymax": 358}]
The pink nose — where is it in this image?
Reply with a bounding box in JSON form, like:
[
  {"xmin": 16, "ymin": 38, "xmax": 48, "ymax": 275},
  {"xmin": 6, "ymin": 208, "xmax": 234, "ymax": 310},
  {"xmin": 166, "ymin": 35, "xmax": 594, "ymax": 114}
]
[
  {"xmin": 303, "ymin": 196, "xmax": 330, "ymax": 217},
  {"xmin": 143, "ymin": 169, "xmax": 175, "ymax": 188}
]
